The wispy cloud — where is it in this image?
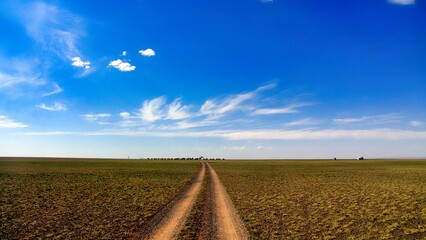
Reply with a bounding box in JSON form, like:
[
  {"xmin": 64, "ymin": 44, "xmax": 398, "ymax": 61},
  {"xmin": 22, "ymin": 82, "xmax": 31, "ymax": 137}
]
[
  {"xmin": 122, "ymin": 51, "xmax": 127, "ymax": 56},
  {"xmin": 252, "ymin": 103, "xmax": 311, "ymax": 115},
  {"xmin": 81, "ymin": 113, "xmax": 112, "ymax": 122},
  {"xmin": 139, "ymin": 48, "xmax": 156, "ymax": 57},
  {"xmin": 260, "ymin": 0, "xmax": 274, "ymax": 3},
  {"xmin": 119, "ymin": 112, "xmax": 131, "ymax": 119},
  {"xmin": 0, "ymin": 115, "xmax": 28, "ymax": 128},
  {"xmin": 200, "ymin": 83, "xmax": 276, "ymax": 118},
  {"xmin": 167, "ymin": 99, "xmax": 191, "ymax": 120},
  {"xmin": 37, "ymin": 102, "xmax": 66, "ymax": 111},
  {"xmin": 286, "ymin": 118, "xmax": 318, "ymax": 126},
  {"xmin": 2, "ymin": 2, "xmax": 87, "ymax": 96},
  {"xmin": 222, "ymin": 146, "xmax": 247, "ymax": 151},
  {"xmin": 333, "ymin": 114, "xmax": 402, "ymax": 125},
  {"xmin": 98, "ymin": 83, "xmax": 307, "ymax": 129},
  {"xmin": 174, "ymin": 119, "xmax": 218, "ymax": 129},
  {"xmin": 108, "ymin": 59, "xmax": 136, "ymax": 72},
  {"xmin": 256, "ymin": 145, "xmax": 272, "ymax": 150},
  {"xmin": 140, "ymin": 96, "xmax": 166, "ymax": 122},
  {"xmin": 43, "ymin": 83, "xmax": 63, "ymax": 97},
  {"xmin": 0, "ymin": 57, "xmax": 45, "ymax": 89},
  {"xmin": 22, "ymin": 128, "xmax": 426, "ymax": 140},
  {"xmin": 221, "ymin": 128, "xmax": 426, "ymax": 140},
  {"xmin": 409, "ymin": 120, "xmax": 423, "ymax": 127},
  {"xmin": 388, "ymin": 0, "xmax": 415, "ymax": 5},
  {"xmin": 16, "ymin": 2, "xmax": 85, "ymax": 60}
]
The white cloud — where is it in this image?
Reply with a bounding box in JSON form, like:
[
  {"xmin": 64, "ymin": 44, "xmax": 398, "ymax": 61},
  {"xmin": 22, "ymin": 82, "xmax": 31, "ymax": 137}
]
[
  {"xmin": 221, "ymin": 128, "xmax": 426, "ymax": 140},
  {"xmin": 409, "ymin": 120, "xmax": 423, "ymax": 127},
  {"xmin": 16, "ymin": 2, "xmax": 85, "ymax": 60},
  {"xmin": 2, "ymin": 2, "xmax": 86, "ymax": 95},
  {"xmin": 256, "ymin": 145, "xmax": 272, "ymax": 150},
  {"xmin": 388, "ymin": 0, "xmax": 415, "ymax": 5},
  {"xmin": 0, "ymin": 72, "xmax": 41, "ymax": 89},
  {"xmin": 334, "ymin": 116, "xmax": 369, "ymax": 124},
  {"xmin": 174, "ymin": 120, "xmax": 218, "ymax": 129},
  {"xmin": 200, "ymin": 83, "xmax": 275, "ymax": 117},
  {"xmin": 252, "ymin": 103, "xmax": 310, "ymax": 115},
  {"xmin": 139, "ymin": 48, "xmax": 156, "ymax": 57},
  {"xmin": 82, "ymin": 113, "xmax": 112, "ymax": 121},
  {"xmin": 43, "ymin": 83, "xmax": 63, "ymax": 97},
  {"xmin": 37, "ymin": 102, "xmax": 66, "ymax": 111},
  {"xmin": 23, "ymin": 128, "xmax": 426, "ymax": 141},
  {"xmin": 286, "ymin": 118, "xmax": 318, "ymax": 126},
  {"xmin": 119, "ymin": 112, "xmax": 131, "ymax": 118},
  {"xmin": 167, "ymin": 99, "xmax": 191, "ymax": 120},
  {"xmin": 122, "ymin": 51, "xmax": 127, "ymax": 56},
  {"xmin": 0, "ymin": 57, "xmax": 45, "ymax": 89},
  {"xmin": 140, "ymin": 96, "xmax": 166, "ymax": 122},
  {"xmin": 108, "ymin": 59, "xmax": 136, "ymax": 72},
  {"xmin": 0, "ymin": 115, "xmax": 28, "ymax": 128},
  {"xmin": 334, "ymin": 114, "xmax": 402, "ymax": 125},
  {"xmin": 71, "ymin": 57, "xmax": 90, "ymax": 69},
  {"xmin": 222, "ymin": 146, "xmax": 247, "ymax": 151}
]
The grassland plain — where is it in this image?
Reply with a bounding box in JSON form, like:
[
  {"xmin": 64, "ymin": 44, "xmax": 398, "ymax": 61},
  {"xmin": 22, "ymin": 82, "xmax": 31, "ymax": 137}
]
[
  {"xmin": 210, "ymin": 160, "xmax": 426, "ymax": 239},
  {"xmin": 0, "ymin": 158, "xmax": 199, "ymax": 239}
]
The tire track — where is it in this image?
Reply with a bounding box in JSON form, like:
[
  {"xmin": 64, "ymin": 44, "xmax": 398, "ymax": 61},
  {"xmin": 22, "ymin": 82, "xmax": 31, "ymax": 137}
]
[
  {"xmin": 143, "ymin": 161, "xmax": 206, "ymax": 240},
  {"xmin": 207, "ymin": 163, "xmax": 248, "ymax": 240}
]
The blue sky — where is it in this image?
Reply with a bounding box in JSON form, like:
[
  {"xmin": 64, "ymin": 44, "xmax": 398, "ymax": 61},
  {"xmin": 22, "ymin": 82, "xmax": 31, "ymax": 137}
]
[{"xmin": 0, "ymin": 0, "xmax": 425, "ymax": 159}]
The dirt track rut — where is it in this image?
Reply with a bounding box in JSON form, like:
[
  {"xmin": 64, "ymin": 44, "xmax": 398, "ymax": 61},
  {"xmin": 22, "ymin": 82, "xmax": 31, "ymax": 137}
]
[
  {"xmin": 207, "ymin": 163, "xmax": 248, "ymax": 240},
  {"xmin": 145, "ymin": 162, "xmax": 206, "ymax": 240},
  {"xmin": 141, "ymin": 161, "xmax": 247, "ymax": 240}
]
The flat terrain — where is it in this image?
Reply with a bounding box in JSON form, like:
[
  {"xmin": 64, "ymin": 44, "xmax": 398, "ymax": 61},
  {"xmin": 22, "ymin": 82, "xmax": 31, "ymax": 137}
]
[
  {"xmin": 0, "ymin": 158, "xmax": 199, "ymax": 239},
  {"xmin": 210, "ymin": 160, "xmax": 426, "ymax": 239},
  {"xmin": 2, "ymin": 158, "xmax": 425, "ymax": 239},
  {"xmin": 144, "ymin": 162, "xmax": 206, "ymax": 239}
]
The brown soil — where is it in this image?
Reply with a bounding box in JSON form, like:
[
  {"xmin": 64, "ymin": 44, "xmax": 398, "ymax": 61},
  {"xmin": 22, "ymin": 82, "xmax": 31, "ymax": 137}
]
[
  {"xmin": 207, "ymin": 162, "xmax": 248, "ymax": 240},
  {"xmin": 137, "ymin": 162, "xmax": 206, "ymax": 240},
  {"xmin": 132, "ymin": 161, "xmax": 248, "ymax": 240}
]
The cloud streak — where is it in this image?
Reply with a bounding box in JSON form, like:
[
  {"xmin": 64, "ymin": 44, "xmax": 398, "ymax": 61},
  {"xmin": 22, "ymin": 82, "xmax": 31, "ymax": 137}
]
[
  {"xmin": 0, "ymin": 57, "xmax": 44, "ymax": 89},
  {"xmin": 22, "ymin": 128, "xmax": 426, "ymax": 140},
  {"xmin": 0, "ymin": 115, "xmax": 28, "ymax": 128},
  {"xmin": 82, "ymin": 113, "xmax": 112, "ymax": 121},
  {"xmin": 43, "ymin": 83, "xmax": 63, "ymax": 97},
  {"xmin": 252, "ymin": 103, "xmax": 311, "ymax": 115},
  {"xmin": 37, "ymin": 102, "xmax": 66, "ymax": 111},
  {"xmin": 409, "ymin": 120, "xmax": 423, "ymax": 127},
  {"xmin": 388, "ymin": 0, "xmax": 415, "ymax": 5},
  {"xmin": 16, "ymin": 2, "xmax": 85, "ymax": 60},
  {"xmin": 333, "ymin": 114, "xmax": 402, "ymax": 125},
  {"xmin": 200, "ymin": 83, "xmax": 276, "ymax": 118}
]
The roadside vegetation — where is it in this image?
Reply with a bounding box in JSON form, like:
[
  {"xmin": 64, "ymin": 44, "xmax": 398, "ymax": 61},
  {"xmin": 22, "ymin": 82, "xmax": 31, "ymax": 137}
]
[
  {"xmin": 210, "ymin": 160, "xmax": 426, "ymax": 239},
  {"xmin": 0, "ymin": 158, "xmax": 199, "ymax": 239}
]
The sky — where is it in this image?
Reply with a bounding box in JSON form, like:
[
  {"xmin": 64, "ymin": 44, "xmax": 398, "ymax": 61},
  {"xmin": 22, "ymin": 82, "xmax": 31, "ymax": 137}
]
[{"xmin": 0, "ymin": 0, "xmax": 425, "ymax": 159}]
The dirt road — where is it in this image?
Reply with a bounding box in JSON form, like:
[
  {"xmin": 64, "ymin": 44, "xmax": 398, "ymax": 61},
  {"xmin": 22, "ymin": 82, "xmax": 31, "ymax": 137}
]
[
  {"xmin": 145, "ymin": 162, "xmax": 206, "ymax": 240},
  {"xmin": 139, "ymin": 161, "xmax": 247, "ymax": 240},
  {"xmin": 207, "ymin": 163, "xmax": 248, "ymax": 240}
]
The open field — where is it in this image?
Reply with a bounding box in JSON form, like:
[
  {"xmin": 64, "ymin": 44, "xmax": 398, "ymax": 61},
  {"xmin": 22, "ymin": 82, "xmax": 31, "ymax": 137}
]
[
  {"xmin": 210, "ymin": 159, "xmax": 426, "ymax": 239},
  {"xmin": 0, "ymin": 158, "xmax": 199, "ymax": 239},
  {"xmin": 2, "ymin": 158, "xmax": 426, "ymax": 239}
]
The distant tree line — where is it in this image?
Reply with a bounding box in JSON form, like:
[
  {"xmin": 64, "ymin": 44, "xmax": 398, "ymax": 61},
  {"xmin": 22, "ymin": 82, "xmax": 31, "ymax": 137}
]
[{"xmin": 142, "ymin": 157, "xmax": 225, "ymax": 160}]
